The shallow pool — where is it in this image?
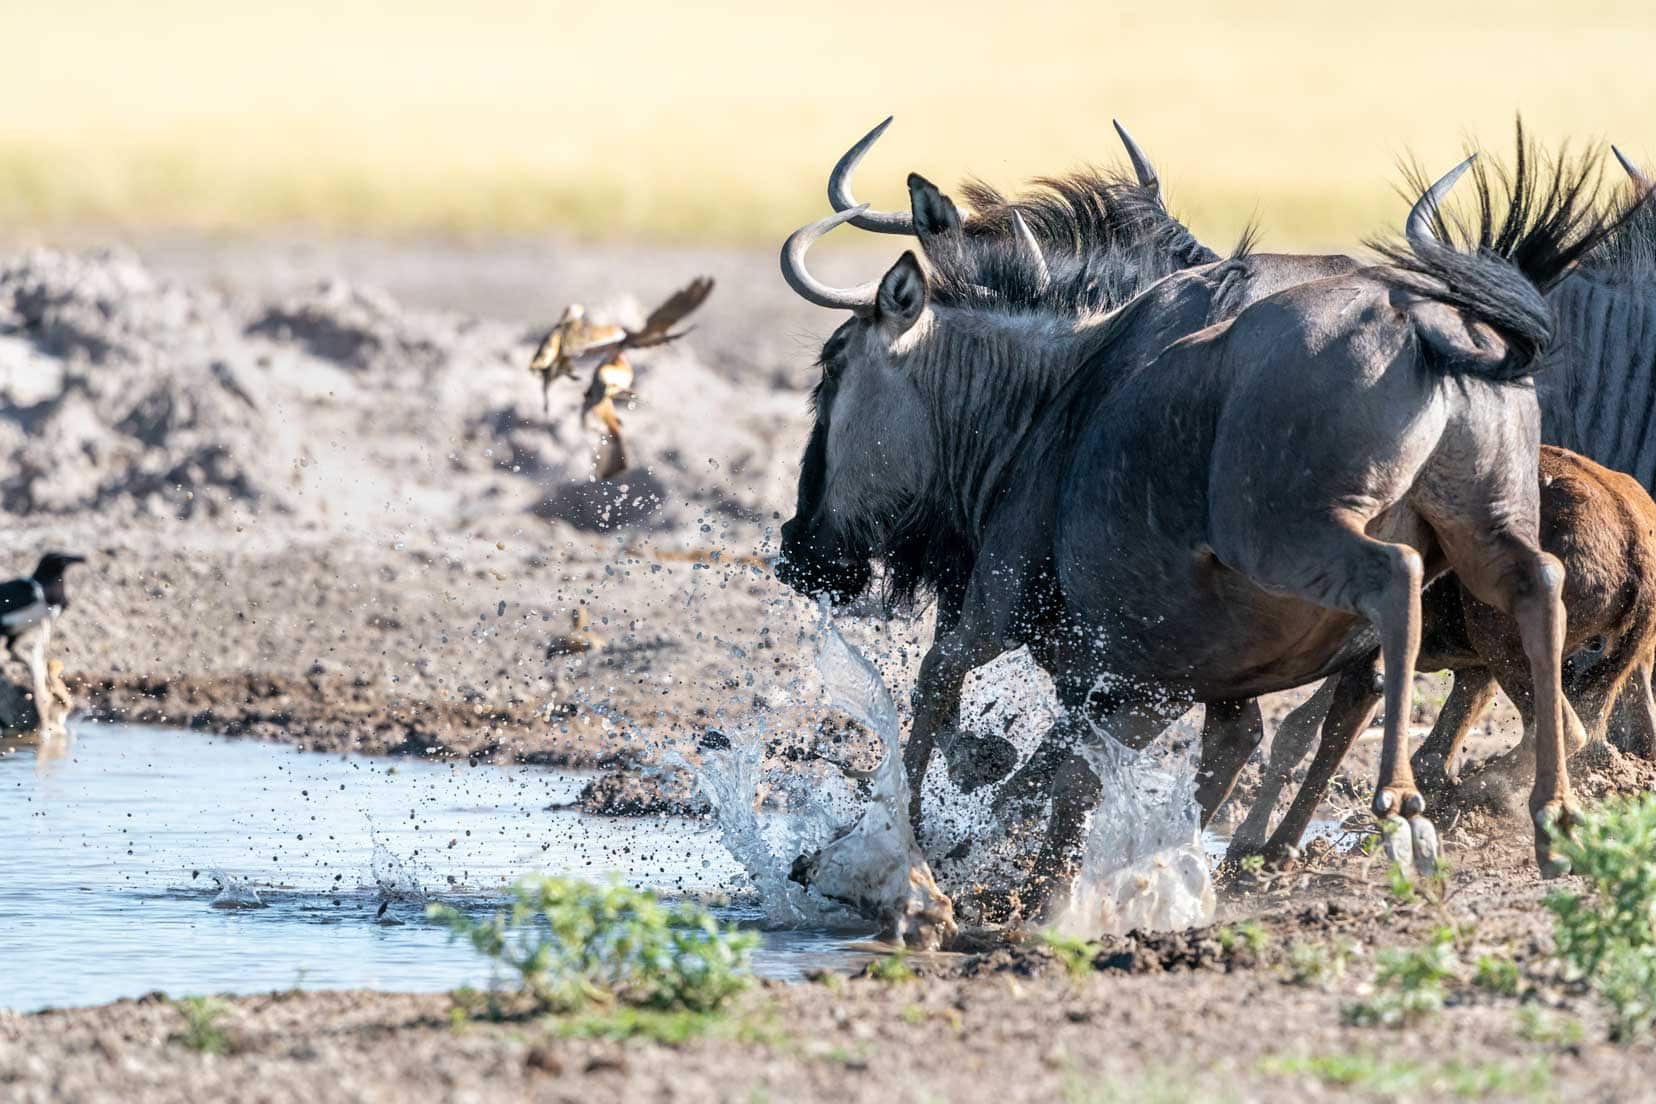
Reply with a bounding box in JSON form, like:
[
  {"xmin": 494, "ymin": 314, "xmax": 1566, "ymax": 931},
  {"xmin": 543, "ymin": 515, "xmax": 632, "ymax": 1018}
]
[{"xmin": 0, "ymin": 724, "xmax": 875, "ymax": 1011}]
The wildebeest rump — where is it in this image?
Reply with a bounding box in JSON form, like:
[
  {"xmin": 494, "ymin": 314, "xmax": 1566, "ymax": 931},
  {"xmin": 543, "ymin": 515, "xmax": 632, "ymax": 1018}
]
[
  {"xmin": 777, "ymin": 145, "xmax": 1613, "ymax": 917},
  {"xmin": 1229, "ymin": 445, "xmax": 1656, "ymax": 862}
]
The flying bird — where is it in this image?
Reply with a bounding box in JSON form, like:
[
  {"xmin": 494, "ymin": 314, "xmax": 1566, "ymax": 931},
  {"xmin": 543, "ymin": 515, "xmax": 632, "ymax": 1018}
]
[{"xmin": 526, "ymin": 277, "xmax": 715, "ymax": 478}]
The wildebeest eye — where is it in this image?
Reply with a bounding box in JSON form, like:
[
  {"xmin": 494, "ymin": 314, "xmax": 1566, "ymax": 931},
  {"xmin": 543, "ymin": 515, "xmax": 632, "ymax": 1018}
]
[{"xmin": 1586, "ymin": 635, "xmax": 1607, "ymax": 654}]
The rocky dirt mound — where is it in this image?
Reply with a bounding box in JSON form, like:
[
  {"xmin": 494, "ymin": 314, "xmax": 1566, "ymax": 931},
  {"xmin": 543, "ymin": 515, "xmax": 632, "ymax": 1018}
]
[{"xmin": 0, "ymin": 248, "xmax": 800, "ymax": 536}]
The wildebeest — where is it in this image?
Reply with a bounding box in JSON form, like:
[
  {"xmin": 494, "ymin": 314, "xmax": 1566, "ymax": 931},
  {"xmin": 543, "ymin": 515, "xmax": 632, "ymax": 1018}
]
[
  {"xmin": 1229, "ymin": 445, "xmax": 1656, "ymax": 861},
  {"xmin": 859, "ymin": 123, "xmax": 1656, "ymax": 861},
  {"xmin": 777, "ymin": 146, "xmax": 1613, "ymax": 916}
]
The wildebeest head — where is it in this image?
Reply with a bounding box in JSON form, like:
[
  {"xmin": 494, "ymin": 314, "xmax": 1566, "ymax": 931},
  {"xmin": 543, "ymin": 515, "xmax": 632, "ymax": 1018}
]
[{"xmin": 774, "ymin": 207, "xmax": 939, "ymax": 606}]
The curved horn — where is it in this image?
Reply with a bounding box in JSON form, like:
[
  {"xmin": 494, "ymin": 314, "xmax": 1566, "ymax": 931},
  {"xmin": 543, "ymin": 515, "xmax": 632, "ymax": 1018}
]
[
  {"xmin": 1010, "ymin": 211, "xmax": 1050, "ymax": 289},
  {"xmin": 1112, "ymin": 120, "xmax": 1162, "ymax": 202},
  {"xmin": 827, "ymin": 116, "xmax": 916, "ymax": 235},
  {"xmin": 1613, "ymin": 145, "xmax": 1653, "ymax": 193},
  {"xmin": 780, "ymin": 205, "xmax": 882, "ymax": 311},
  {"xmin": 1405, "ymin": 155, "xmax": 1476, "ymax": 246}
]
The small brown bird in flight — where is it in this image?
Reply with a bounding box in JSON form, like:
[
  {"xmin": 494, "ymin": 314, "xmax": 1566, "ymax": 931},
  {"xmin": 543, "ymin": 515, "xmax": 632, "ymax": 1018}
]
[{"xmin": 527, "ymin": 277, "xmax": 715, "ymax": 478}]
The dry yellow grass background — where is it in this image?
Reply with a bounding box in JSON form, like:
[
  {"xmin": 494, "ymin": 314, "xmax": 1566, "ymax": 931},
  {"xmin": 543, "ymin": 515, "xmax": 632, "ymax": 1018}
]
[{"xmin": 4, "ymin": 0, "xmax": 1654, "ymax": 246}]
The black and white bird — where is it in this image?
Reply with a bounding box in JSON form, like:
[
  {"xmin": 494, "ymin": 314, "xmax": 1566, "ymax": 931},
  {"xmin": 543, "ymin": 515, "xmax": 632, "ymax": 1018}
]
[{"xmin": 0, "ymin": 552, "xmax": 86, "ymax": 656}]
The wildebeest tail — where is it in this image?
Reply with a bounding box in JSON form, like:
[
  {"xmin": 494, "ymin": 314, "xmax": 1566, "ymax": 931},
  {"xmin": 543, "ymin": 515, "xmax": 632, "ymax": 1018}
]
[{"xmin": 1369, "ymin": 121, "xmax": 1633, "ymax": 381}]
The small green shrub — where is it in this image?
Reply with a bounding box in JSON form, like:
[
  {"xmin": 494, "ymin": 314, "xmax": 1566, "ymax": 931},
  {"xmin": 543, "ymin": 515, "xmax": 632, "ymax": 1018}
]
[
  {"xmin": 1042, "ymin": 931, "xmax": 1098, "ymax": 981},
  {"xmin": 1216, "ymin": 921, "xmax": 1270, "ymax": 957},
  {"xmin": 170, "ymin": 995, "xmax": 231, "ymax": 1055},
  {"xmin": 864, "ymin": 951, "xmax": 917, "ymax": 984},
  {"xmin": 1544, "ymin": 794, "xmax": 1656, "ymax": 1042},
  {"xmin": 1472, "ymin": 955, "xmax": 1522, "ymax": 997},
  {"xmin": 1515, "ymin": 1004, "xmax": 1585, "ymax": 1047},
  {"xmin": 1287, "ymin": 939, "xmax": 1351, "ymax": 988},
  {"xmin": 430, "ymin": 877, "xmax": 756, "ymax": 1014},
  {"xmin": 1344, "ymin": 927, "xmax": 1458, "ymax": 1027}
]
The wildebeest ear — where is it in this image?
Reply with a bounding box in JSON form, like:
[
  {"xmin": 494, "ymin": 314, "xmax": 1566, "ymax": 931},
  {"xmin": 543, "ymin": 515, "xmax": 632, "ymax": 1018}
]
[
  {"xmin": 876, "ymin": 251, "xmax": 928, "ymax": 336},
  {"xmin": 907, "ymin": 173, "xmax": 962, "ymax": 239}
]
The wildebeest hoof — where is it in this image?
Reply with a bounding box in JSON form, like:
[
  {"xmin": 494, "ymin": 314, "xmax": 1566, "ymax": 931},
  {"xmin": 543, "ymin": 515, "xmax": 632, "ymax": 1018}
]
[
  {"xmin": 1407, "ymin": 815, "xmax": 1441, "ymax": 878},
  {"xmin": 1381, "ymin": 814, "xmax": 1414, "ymax": 874},
  {"xmin": 942, "ymin": 732, "xmax": 1019, "ymax": 793},
  {"xmin": 1373, "ymin": 785, "xmax": 1425, "ymax": 820},
  {"xmin": 1533, "ymin": 799, "xmax": 1582, "ymax": 878}
]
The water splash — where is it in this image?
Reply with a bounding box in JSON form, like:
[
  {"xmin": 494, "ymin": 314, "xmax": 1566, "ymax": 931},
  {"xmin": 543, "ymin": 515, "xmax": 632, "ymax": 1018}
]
[
  {"xmin": 1046, "ymin": 722, "xmax": 1215, "ymax": 939},
  {"xmin": 207, "ymin": 870, "xmax": 265, "ymax": 910},
  {"xmin": 690, "ymin": 602, "xmax": 1209, "ymax": 943}
]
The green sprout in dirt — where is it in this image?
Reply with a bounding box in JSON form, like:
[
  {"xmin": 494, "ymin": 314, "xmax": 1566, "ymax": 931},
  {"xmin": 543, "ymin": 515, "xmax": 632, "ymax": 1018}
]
[
  {"xmin": 1043, "ymin": 930, "xmax": 1099, "ymax": 981},
  {"xmin": 1344, "ymin": 926, "xmax": 1459, "ymax": 1027},
  {"xmin": 170, "ymin": 995, "xmax": 232, "ymax": 1055},
  {"xmin": 1544, "ymin": 793, "xmax": 1656, "ymax": 1043},
  {"xmin": 1216, "ymin": 921, "xmax": 1270, "ymax": 958},
  {"xmin": 864, "ymin": 951, "xmax": 917, "ymax": 984},
  {"xmin": 1287, "ymin": 939, "xmax": 1352, "ymax": 988},
  {"xmin": 429, "ymin": 876, "xmax": 757, "ymax": 1017},
  {"xmin": 1472, "ymin": 954, "xmax": 1523, "ymax": 997}
]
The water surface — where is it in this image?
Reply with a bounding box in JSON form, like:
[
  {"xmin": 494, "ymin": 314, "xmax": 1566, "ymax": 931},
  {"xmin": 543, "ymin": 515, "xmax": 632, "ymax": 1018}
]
[{"xmin": 1, "ymin": 724, "xmax": 873, "ymax": 1011}]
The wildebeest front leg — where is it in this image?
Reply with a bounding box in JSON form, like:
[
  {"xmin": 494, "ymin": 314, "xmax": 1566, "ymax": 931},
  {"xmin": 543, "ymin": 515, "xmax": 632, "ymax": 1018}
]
[
  {"xmin": 906, "ymin": 633, "xmax": 1004, "ymax": 830},
  {"xmin": 1227, "ymin": 676, "xmax": 1341, "ymax": 857},
  {"xmin": 1194, "ymin": 698, "xmax": 1263, "ymax": 826}
]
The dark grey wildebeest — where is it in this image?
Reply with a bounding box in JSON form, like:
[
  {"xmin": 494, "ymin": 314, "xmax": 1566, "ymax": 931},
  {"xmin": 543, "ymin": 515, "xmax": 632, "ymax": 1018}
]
[
  {"xmin": 837, "ymin": 121, "xmax": 1656, "ymax": 867},
  {"xmin": 776, "ymin": 151, "xmax": 1614, "ymax": 915}
]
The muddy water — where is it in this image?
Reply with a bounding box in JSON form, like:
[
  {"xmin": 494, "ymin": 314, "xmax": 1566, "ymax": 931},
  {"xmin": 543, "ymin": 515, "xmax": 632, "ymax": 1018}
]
[{"xmin": 0, "ymin": 724, "xmax": 875, "ymax": 1012}]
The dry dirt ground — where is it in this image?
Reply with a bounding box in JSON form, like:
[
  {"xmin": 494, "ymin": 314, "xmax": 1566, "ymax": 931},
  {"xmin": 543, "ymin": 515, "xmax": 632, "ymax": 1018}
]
[{"xmin": 3, "ymin": 234, "xmax": 1654, "ymax": 1101}]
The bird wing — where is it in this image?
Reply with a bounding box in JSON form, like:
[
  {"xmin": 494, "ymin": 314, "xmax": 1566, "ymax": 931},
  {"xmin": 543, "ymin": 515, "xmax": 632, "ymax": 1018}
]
[
  {"xmin": 527, "ymin": 322, "xmax": 566, "ymax": 375},
  {"xmin": 562, "ymin": 318, "xmax": 627, "ymax": 358},
  {"xmin": 624, "ymin": 276, "xmax": 714, "ymax": 348},
  {"xmin": 0, "ymin": 578, "xmax": 46, "ymax": 628}
]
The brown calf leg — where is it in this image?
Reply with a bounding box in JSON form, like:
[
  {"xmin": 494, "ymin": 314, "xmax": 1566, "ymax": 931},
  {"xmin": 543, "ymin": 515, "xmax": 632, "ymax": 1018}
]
[
  {"xmin": 1609, "ymin": 655, "xmax": 1656, "ymax": 759},
  {"xmin": 1411, "ymin": 668, "xmax": 1497, "ymax": 799}
]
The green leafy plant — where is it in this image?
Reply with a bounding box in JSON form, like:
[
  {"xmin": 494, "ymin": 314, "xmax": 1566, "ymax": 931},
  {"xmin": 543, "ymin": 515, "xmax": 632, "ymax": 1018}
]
[
  {"xmin": 1287, "ymin": 939, "xmax": 1352, "ymax": 988},
  {"xmin": 170, "ymin": 995, "xmax": 231, "ymax": 1055},
  {"xmin": 429, "ymin": 876, "xmax": 756, "ymax": 1015},
  {"xmin": 864, "ymin": 951, "xmax": 917, "ymax": 984},
  {"xmin": 1261, "ymin": 1053, "xmax": 1551, "ymax": 1100},
  {"xmin": 1472, "ymin": 954, "xmax": 1522, "ymax": 997},
  {"xmin": 1544, "ymin": 794, "xmax": 1656, "ymax": 1042},
  {"xmin": 1515, "ymin": 1004, "xmax": 1585, "ymax": 1047},
  {"xmin": 1216, "ymin": 921, "xmax": 1270, "ymax": 957},
  {"xmin": 1042, "ymin": 930, "xmax": 1099, "ymax": 981},
  {"xmin": 1344, "ymin": 927, "xmax": 1459, "ymax": 1027}
]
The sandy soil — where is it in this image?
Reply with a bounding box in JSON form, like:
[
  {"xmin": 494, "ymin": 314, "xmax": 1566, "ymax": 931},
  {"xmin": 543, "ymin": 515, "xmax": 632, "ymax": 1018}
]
[{"xmin": 4, "ymin": 234, "xmax": 1654, "ymax": 1100}]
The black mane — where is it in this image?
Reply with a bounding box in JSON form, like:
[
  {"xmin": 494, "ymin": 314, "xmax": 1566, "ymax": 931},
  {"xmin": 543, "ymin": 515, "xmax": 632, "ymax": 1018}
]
[
  {"xmin": 1581, "ymin": 176, "xmax": 1656, "ymax": 278},
  {"xmin": 921, "ymin": 170, "xmax": 1246, "ymax": 319}
]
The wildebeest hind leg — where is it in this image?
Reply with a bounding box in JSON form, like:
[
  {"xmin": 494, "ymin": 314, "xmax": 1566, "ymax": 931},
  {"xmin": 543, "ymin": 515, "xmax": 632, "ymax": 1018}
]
[
  {"xmin": 1228, "ymin": 676, "xmax": 1340, "ymax": 856},
  {"xmin": 1194, "ymin": 698, "xmax": 1263, "ymax": 826},
  {"xmin": 1259, "ymin": 660, "xmax": 1383, "ymax": 863},
  {"xmin": 1442, "ymin": 535, "xmax": 1577, "ymax": 876}
]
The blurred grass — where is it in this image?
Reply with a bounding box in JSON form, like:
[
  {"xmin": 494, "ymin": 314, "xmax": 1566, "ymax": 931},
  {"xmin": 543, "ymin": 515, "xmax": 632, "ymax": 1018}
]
[{"xmin": 4, "ymin": 0, "xmax": 1656, "ymax": 246}]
